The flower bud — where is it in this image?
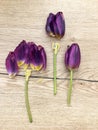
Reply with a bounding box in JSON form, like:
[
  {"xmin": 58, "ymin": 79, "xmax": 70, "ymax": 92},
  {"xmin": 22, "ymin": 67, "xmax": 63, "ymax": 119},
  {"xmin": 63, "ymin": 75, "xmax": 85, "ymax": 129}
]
[
  {"xmin": 65, "ymin": 43, "xmax": 81, "ymax": 70},
  {"xmin": 46, "ymin": 12, "xmax": 65, "ymax": 39}
]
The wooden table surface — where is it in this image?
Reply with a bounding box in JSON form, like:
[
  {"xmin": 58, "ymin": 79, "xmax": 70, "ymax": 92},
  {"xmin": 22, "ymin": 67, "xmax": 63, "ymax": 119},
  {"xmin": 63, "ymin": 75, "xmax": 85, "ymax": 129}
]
[{"xmin": 0, "ymin": 0, "xmax": 98, "ymax": 130}]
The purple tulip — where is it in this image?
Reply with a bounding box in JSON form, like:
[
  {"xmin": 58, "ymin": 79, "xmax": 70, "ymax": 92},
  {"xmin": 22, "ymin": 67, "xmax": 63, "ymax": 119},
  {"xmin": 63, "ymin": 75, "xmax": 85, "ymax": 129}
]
[
  {"xmin": 29, "ymin": 43, "xmax": 47, "ymax": 71},
  {"xmin": 14, "ymin": 40, "xmax": 28, "ymax": 67},
  {"xmin": 14, "ymin": 41, "xmax": 47, "ymax": 71},
  {"xmin": 46, "ymin": 11, "xmax": 65, "ymax": 95},
  {"xmin": 46, "ymin": 12, "xmax": 65, "ymax": 39},
  {"xmin": 5, "ymin": 52, "xmax": 18, "ymax": 78},
  {"xmin": 5, "ymin": 41, "xmax": 47, "ymax": 122},
  {"xmin": 65, "ymin": 43, "xmax": 81, "ymax": 70},
  {"xmin": 65, "ymin": 43, "xmax": 81, "ymax": 106}
]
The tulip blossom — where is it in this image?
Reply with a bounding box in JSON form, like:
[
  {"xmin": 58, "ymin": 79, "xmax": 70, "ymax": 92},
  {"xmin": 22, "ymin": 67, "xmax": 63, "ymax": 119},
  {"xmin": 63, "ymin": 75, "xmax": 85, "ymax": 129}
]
[
  {"xmin": 29, "ymin": 43, "xmax": 47, "ymax": 71},
  {"xmin": 5, "ymin": 40, "xmax": 47, "ymax": 122},
  {"xmin": 46, "ymin": 11, "xmax": 65, "ymax": 95},
  {"xmin": 65, "ymin": 43, "xmax": 81, "ymax": 105},
  {"xmin": 46, "ymin": 12, "xmax": 65, "ymax": 39}
]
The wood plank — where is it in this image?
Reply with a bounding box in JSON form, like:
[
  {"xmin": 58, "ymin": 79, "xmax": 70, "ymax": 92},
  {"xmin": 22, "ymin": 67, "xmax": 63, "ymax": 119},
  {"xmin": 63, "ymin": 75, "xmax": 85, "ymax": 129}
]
[{"xmin": 0, "ymin": 75, "xmax": 98, "ymax": 130}]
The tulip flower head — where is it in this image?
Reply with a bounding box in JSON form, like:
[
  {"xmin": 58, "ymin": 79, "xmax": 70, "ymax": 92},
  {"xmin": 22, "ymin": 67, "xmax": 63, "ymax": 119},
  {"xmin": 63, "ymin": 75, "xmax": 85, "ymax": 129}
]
[
  {"xmin": 29, "ymin": 44, "xmax": 47, "ymax": 71},
  {"xmin": 5, "ymin": 40, "xmax": 47, "ymax": 122},
  {"xmin": 45, "ymin": 11, "xmax": 65, "ymax": 95},
  {"xmin": 14, "ymin": 41, "xmax": 47, "ymax": 71},
  {"xmin": 65, "ymin": 43, "xmax": 81, "ymax": 70},
  {"xmin": 65, "ymin": 43, "xmax": 81, "ymax": 106},
  {"xmin": 46, "ymin": 12, "xmax": 65, "ymax": 39}
]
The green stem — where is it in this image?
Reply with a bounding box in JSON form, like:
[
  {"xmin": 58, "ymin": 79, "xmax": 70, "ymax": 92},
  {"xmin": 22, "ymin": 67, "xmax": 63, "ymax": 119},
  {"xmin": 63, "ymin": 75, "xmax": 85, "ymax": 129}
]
[
  {"xmin": 53, "ymin": 52, "xmax": 57, "ymax": 95},
  {"xmin": 25, "ymin": 79, "xmax": 32, "ymax": 123},
  {"xmin": 67, "ymin": 70, "xmax": 73, "ymax": 106}
]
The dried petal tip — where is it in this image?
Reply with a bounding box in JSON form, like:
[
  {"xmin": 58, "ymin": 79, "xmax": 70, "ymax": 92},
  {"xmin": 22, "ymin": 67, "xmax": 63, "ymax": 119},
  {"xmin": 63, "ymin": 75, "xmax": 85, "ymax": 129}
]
[
  {"xmin": 5, "ymin": 52, "xmax": 18, "ymax": 78},
  {"xmin": 29, "ymin": 44, "xmax": 47, "ymax": 71},
  {"xmin": 46, "ymin": 11, "xmax": 65, "ymax": 39},
  {"xmin": 65, "ymin": 43, "xmax": 81, "ymax": 70},
  {"xmin": 14, "ymin": 40, "xmax": 28, "ymax": 67}
]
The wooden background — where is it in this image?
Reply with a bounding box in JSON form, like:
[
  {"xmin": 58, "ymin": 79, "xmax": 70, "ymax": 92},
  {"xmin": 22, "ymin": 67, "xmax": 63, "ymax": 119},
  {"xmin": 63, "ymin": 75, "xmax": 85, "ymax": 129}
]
[{"xmin": 0, "ymin": 0, "xmax": 98, "ymax": 130}]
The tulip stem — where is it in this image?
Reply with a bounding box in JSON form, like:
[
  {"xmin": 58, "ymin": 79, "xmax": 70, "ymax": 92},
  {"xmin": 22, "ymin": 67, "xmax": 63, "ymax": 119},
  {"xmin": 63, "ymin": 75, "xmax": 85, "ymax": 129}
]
[
  {"xmin": 52, "ymin": 43, "xmax": 60, "ymax": 95},
  {"xmin": 25, "ymin": 69, "xmax": 32, "ymax": 123},
  {"xmin": 67, "ymin": 70, "xmax": 73, "ymax": 106},
  {"xmin": 53, "ymin": 52, "xmax": 57, "ymax": 95}
]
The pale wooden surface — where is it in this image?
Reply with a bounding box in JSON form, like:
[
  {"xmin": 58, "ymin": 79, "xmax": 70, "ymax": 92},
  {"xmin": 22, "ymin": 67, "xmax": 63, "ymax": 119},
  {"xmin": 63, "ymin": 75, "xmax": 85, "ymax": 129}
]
[{"xmin": 0, "ymin": 0, "xmax": 98, "ymax": 130}]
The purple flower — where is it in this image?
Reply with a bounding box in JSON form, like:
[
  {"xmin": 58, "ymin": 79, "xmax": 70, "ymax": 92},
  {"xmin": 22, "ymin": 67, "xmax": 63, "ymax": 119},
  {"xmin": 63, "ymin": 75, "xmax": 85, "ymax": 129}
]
[
  {"xmin": 5, "ymin": 52, "xmax": 18, "ymax": 78},
  {"xmin": 46, "ymin": 12, "xmax": 65, "ymax": 39},
  {"xmin": 29, "ymin": 43, "xmax": 47, "ymax": 71},
  {"xmin": 16, "ymin": 41, "xmax": 47, "ymax": 122},
  {"xmin": 5, "ymin": 40, "xmax": 47, "ymax": 122},
  {"xmin": 65, "ymin": 43, "xmax": 81, "ymax": 70},
  {"xmin": 14, "ymin": 40, "xmax": 47, "ymax": 71},
  {"xmin": 65, "ymin": 43, "xmax": 81, "ymax": 105},
  {"xmin": 14, "ymin": 40, "xmax": 28, "ymax": 67}
]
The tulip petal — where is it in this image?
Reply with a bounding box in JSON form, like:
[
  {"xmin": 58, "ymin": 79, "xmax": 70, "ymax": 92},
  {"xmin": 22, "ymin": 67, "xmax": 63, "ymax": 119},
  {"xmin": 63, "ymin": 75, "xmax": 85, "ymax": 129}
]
[
  {"xmin": 40, "ymin": 46, "xmax": 47, "ymax": 70},
  {"xmin": 5, "ymin": 52, "xmax": 18, "ymax": 78},
  {"xmin": 14, "ymin": 40, "xmax": 28, "ymax": 67},
  {"xmin": 55, "ymin": 12, "xmax": 65, "ymax": 38},
  {"xmin": 52, "ymin": 20, "xmax": 59, "ymax": 38},
  {"xmin": 38, "ymin": 45, "xmax": 47, "ymax": 70},
  {"xmin": 46, "ymin": 13, "xmax": 55, "ymax": 37},
  {"xmin": 33, "ymin": 48, "xmax": 43, "ymax": 68},
  {"xmin": 29, "ymin": 43, "xmax": 41, "ymax": 70},
  {"xmin": 24, "ymin": 42, "xmax": 33, "ymax": 66}
]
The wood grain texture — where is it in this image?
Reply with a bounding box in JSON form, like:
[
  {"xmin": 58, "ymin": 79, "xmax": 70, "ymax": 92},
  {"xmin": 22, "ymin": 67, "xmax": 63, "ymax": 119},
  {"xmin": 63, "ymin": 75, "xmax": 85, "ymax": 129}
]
[{"xmin": 0, "ymin": 0, "xmax": 98, "ymax": 130}]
